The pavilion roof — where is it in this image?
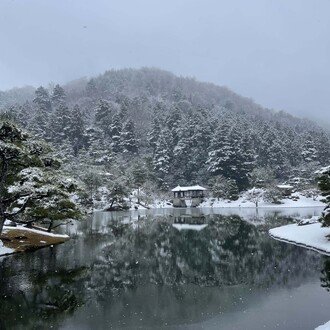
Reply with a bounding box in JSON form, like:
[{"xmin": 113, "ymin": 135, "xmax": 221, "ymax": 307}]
[{"xmin": 171, "ymin": 185, "xmax": 207, "ymax": 192}]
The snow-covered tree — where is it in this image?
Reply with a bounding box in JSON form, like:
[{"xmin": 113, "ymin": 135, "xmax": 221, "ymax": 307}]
[
  {"xmin": 316, "ymin": 166, "xmax": 330, "ymax": 226},
  {"xmin": 29, "ymin": 106, "xmax": 50, "ymax": 140},
  {"xmin": 148, "ymin": 117, "xmax": 161, "ymax": 153},
  {"xmin": 109, "ymin": 113, "xmax": 122, "ymax": 153},
  {"xmin": 81, "ymin": 169, "xmax": 103, "ymax": 202},
  {"xmin": 0, "ymin": 121, "xmax": 81, "ymax": 234},
  {"xmin": 129, "ymin": 160, "xmax": 148, "ymax": 203},
  {"xmin": 209, "ymin": 175, "xmax": 239, "ymax": 200},
  {"xmin": 33, "ymin": 86, "xmax": 52, "ymax": 112},
  {"xmin": 249, "ymin": 167, "xmax": 275, "ymax": 188},
  {"xmin": 49, "ymin": 104, "xmax": 72, "ymax": 144},
  {"xmin": 69, "ymin": 105, "xmax": 86, "ymax": 155},
  {"xmin": 94, "ymin": 100, "xmax": 114, "ymax": 133},
  {"xmin": 121, "ymin": 120, "xmax": 138, "ymax": 154},
  {"xmin": 153, "ymin": 129, "xmax": 171, "ymax": 189},
  {"xmin": 244, "ymin": 188, "xmax": 265, "ymax": 207},
  {"xmin": 51, "ymin": 84, "xmax": 66, "ymax": 109},
  {"xmin": 86, "ymin": 78, "xmax": 98, "ymax": 98}
]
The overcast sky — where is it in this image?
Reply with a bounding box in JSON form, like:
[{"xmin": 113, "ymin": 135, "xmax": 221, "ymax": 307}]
[{"xmin": 0, "ymin": 0, "xmax": 329, "ymax": 125}]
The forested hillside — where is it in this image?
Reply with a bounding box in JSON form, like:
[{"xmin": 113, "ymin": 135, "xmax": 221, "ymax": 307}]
[{"xmin": 1, "ymin": 68, "xmax": 329, "ymax": 196}]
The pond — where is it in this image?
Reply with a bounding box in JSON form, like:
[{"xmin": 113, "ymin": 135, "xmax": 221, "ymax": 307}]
[{"xmin": 0, "ymin": 207, "xmax": 329, "ymax": 329}]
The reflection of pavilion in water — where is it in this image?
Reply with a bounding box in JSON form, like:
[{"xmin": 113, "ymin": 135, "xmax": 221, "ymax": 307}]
[{"xmin": 172, "ymin": 215, "xmax": 208, "ymax": 231}]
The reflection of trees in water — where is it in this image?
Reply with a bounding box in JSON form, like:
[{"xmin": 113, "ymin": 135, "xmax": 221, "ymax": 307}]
[
  {"xmin": 88, "ymin": 215, "xmax": 322, "ymax": 302},
  {"xmin": 0, "ymin": 248, "xmax": 88, "ymax": 330},
  {"xmin": 321, "ymin": 258, "xmax": 330, "ymax": 292},
  {"xmin": 0, "ymin": 213, "xmax": 327, "ymax": 329}
]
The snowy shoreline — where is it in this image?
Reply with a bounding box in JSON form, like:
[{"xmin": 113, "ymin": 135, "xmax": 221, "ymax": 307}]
[
  {"xmin": 0, "ymin": 225, "xmax": 69, "ymax": 257},
  {"xmin": 198, "ymin": 193, "xmax": 326, "ymax": 209},
  {"xmin": 269, "ymin": 223, "xmax": 330, "ymax": 256},
  {"xmin": 124, "ymin": 193, "xmax": 326, "ymax": 211},
  {"xmin": 315, "ymin": 320, "xmax": 330, "ymax": 330}
]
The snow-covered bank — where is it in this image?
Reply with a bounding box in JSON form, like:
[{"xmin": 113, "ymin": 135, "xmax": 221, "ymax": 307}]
[
  {"xmin": 315, "ymin": 320, "xmax": 330, "ymax": 330},
  {"xmin": 92, "ymin": 187, "xmax": 326, "ymax": 211},
  {"xmin": 199, "ymin": 193, "xmax": 326, "ymax": 209},
  {"xmin": 0, "ymin": 225, "xmax": 69, "ymax": 257},
  {"xmin": 2, "ymin": 226, "xmax": 69, "ymax": 238},
  {"xmin": 269, "ymin": 223, "xmax": 330, "ymax": 256}
]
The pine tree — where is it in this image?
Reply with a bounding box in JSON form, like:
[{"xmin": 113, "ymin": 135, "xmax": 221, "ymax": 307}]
[
  {"xmin": 17, "ymin": 105, "xmax": 30, "ymax": 128},
  {"xmin": 234, "ymin": 126, "xmax": 255, "ymax": 189},
  {"xmin": 165, "ymin": 107, "xmax": 182, "ymax": 147},
  {"xmin": 207, "ymin": 120, "xmax": 234, "ymax": 178},
  {"xmin": 94, "ymin": 100, "xmax": 113, "ymax": 133},
  {"xmin": 69, "ymin": 105, "xmax": 86, "ymax": 155},
  {"xmin": 0, "ymin": 121, "xmax": 81, "ymax": 234},
  {"xmin": 153, "ymin": 129, "xmax": 171, "ymax": 188},
  {"xmin": 173, "ymin": 119, "xmax": 195, "ymax": 182},
  {"xmin": 301, "ymin": 133, "xmax": 319, "ymax": 163},
  {"xmin": 86, "ymin": 78, "xmax": 98, "ymax": 98},
  {"xmin": 49, "ymin": 104, "xmax": 72, "ymax": 144},
  {"xmin": 84, "ymin": 126, "xmax": 112, "ymax": 164},
  {"xmin": 29, "ymin": 108, "xmax": 50, "ymax": 140},
  {"xmin": 316, "ymin": 166, "xmax": 330, "ymax": 226},
  {"xmin": 109, "ymin": 113, "xmax": 122, "ymax": 153},
  {"xmin": 33, "ymin": 86, "xmax": 52, "ymax": 112},
  {"xmin": 148, "ymin": 117, "xmax": 161, "ymax": 153},
  {"xmin": 121, "ymin": 120, "xmax": 138, "ymax": 154},
  {"xmin": 209, "ymin": 175, "xmax": 239, "ymax": 200},
  {"xmin": 51, "ymin": 84, "xmax": 66, "ymax": 109}
]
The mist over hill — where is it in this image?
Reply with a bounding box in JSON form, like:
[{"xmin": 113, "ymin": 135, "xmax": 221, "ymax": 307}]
[{"xmin": 0, "ymin": 67, "xmax": 329, "ymax": 192}]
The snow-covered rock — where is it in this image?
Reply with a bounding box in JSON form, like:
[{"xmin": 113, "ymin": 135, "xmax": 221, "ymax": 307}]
[{"xmin": 297, "ymin": 216, "xmax": 320, "ymax": 226}]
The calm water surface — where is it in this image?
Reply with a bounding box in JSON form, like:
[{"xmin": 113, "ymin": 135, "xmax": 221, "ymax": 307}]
[{"xmin": 0, "ymin": 207, "xmax": 329, "ymax": 330}]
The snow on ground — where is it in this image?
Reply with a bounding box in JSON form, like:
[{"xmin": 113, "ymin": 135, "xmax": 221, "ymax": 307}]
[
  {"xmin": 0, "ymin": 240, "xmax": 14, "ymax": 256},
  {"xmin": 315, "ymin": 320, "xmax": 330, "ymax": 330},
  {"xmin": 93, "ymin": 187, "xmax": 325, "ymax": 211},
  {"xmin": 199, "ymin": 193, "xmax": 325, "ymax": 209},
  {"xmin": 149, "ymin": 199, "xmax": 173, "ymax": 209},
  {"xmin": 269, "ymin": 223, "xmax": 330, "ymax": 256}
]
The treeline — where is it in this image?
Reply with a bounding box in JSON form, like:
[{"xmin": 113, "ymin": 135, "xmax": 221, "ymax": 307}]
[{"xmin": 1, "ymin": 68, "xmax": 329, "ymax": 194}]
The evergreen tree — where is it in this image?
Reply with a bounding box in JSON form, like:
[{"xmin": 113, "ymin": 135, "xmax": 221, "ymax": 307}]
[
  {"xmin": 209, "ymin": 175, "xmax": 239, "ymax": 200},
  {"xmin": 153, "ymin": 129, "xmax": 171, "ymax": 188},
  {"xmin": 165, "ymin": 107, "xmax": 182, "ymax": 147},
  {"xmin": 148, "ymin": 117, "xmax": 161, "ymax": 153},
  {"xmin": 17, "ymin": 105, "xmax": 30, "ymax": 128},
  {"xmin": 301, "ymin": 133, "xmax": 319, "ymax": 163},
  {"xmin": 121, "ymin": 120, "xmax": 138, "ymax": 154},
  {"xmin": 51, "ymin": 84, "xmax": 66, "ymax": 109},
  {"xmin": 94, "ymin": 100, "xmax": 113, "ymax": 133},
  {"xmin": 317, "ymin": 166, "xmax": 330, "ymax": 226},
  {"xmin": 49, "ymin": 104, "xmax": 72, "ymax": 144},
  {"xmin": 84, "ymin": 126, "xmax": 112, "ymax": 165},
  {"xmin": 0, "ymin": 121, "xmax": 81, "ymax": 234},
  {"xmin": 33, "ymin": 86, "xmax": 52, "ymax": 112},
  {"xmin": 109, "ymin": 114, "xmax": 122, "ymax": 153},
  {"xmin": 173, "ymin": 119, "xmax": 195, "ymax": 182},
  {"xmin": 86, "ymin": 79, "xmax": 98, "ymax": 98},
  {"xmin": 207, "ymin": 120, "xmax": 234, "ymax": 179},
  {"xmin": 28, "ymin": 108, "xmax": 50, "ymax": 140},
  {"xmin": 69, "ymin": 105, "xmax": 86, "ymax": 155}
]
